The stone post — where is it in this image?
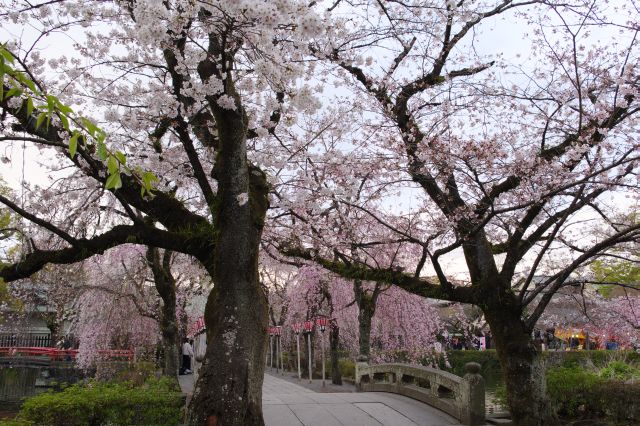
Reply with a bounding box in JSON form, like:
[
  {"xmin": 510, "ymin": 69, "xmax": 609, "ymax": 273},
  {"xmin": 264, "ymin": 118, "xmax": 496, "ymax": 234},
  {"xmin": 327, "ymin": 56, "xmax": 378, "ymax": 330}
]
[
  {"xmin": 396, "ymin": 370, "xmax": 403, "ymax": 393},
  {"xmin": 354, "ymin": 355, "xmax": 369, "ymax": 392},
  {"xmin": 460, "ymin": 362, "xmax": 485, "ymax": 426}
]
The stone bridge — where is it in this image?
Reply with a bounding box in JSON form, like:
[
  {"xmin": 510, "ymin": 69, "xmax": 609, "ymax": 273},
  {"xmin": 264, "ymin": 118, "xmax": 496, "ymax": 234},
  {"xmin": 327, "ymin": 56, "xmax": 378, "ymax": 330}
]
[{"xmin": 355, "ymin": 361, "xmax": 485, "ymax": 426}]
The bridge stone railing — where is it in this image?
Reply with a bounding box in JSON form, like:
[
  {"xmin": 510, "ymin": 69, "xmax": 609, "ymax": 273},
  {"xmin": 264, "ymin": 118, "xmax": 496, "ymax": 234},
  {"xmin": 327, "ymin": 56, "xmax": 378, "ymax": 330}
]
[{"xmin": 355, "ymin": 361, "xmax": 485, "ymax": 426}]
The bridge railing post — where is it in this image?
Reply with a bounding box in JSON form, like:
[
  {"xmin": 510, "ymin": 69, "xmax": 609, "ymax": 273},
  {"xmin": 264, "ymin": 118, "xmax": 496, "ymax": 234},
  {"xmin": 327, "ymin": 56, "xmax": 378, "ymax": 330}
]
[
  {"xmin": 460, "ymin": 362, "xmax": 485, "ymax": 426},
  {"xmin": 354, "ymin": 355, "xmax": 369, "ymax": 392}
]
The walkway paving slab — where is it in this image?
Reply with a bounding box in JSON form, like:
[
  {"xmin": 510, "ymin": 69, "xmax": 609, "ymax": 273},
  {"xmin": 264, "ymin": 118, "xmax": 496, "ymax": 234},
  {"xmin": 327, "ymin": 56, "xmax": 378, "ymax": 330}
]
[
  {"xmin": 353, "ymin": 402, "xmax": 417, "ymax": 426},
  {"xmin": 262, "ymin": 404, "xmax": 303, "ymax": 426}
]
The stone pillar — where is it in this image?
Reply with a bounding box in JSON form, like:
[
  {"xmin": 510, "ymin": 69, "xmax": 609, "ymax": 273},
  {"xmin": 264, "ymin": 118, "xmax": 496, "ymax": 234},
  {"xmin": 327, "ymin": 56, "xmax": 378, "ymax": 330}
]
[
  {"xmin": 396, "ymin": 371, "xmax": 403, "ymax": 393},
  {"xmin": 354, "ymin": 355, "xmax": 369, "ymax": 392},
  {"xmin": 460, "ymin": 362, "xmax": 485, "ymax": 426}
]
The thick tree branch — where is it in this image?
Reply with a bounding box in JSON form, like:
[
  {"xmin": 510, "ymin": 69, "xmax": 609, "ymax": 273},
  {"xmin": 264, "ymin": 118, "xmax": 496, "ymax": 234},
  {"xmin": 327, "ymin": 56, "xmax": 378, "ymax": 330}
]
[
  {"xmin": 173, "ymin": 116, "xmax": 217, "ymax": 211},
  {"xmin": 278, "ymin": 245, "xmax": 475, "ymax": 303},
  {"xmin": 1, "ymin": 87, "xmax": 211, "ymax": 233},
  {"xmin": 0, "ymin": 193, "xmax": 78, "ymax": 245},
  {"xmin": 0, "ymin": 224, "xmax": 205, "ymax": 283},
  {"xmin": 524, "ymin": 223, "xmax": 640, "ymax": 327}
]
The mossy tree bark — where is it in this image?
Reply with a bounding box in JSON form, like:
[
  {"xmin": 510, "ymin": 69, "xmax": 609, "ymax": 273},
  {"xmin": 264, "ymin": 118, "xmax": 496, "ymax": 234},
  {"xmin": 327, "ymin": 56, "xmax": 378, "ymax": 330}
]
[
  {"xmin": 329, "ymin": 320, "xmax": 342, "ymax": 385},
  {"xmin": 353, "ymin": 280, "xmax": 382, "ymax": 360},
  {"xmin": 147, "ymin": 247, "xmax": 180, "ymax": 378},
  {"xmin": 485, "ymin": 306, "xmax": 558, "ymax": 426},
  {"xmin": 186, "ymin": 67, "xmax": 270, "ymax": 424}
]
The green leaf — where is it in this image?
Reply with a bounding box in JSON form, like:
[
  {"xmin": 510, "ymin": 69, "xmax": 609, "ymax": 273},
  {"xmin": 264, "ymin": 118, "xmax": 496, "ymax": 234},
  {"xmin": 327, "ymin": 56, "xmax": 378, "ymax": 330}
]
[
  {"xmin": 96, "ymin": 140, "xmax": 108, "ymax": 161},
  {"xmin": 10, "ymin": 72, "xmax": 27, "ymax": 90},
  {"xmin": 35, "ymin": 112, "xmax": 48, "ymax": 130},
  {"xmin": 142, "ymin": 171, "xmax": 158, "ymax": 189},
  {"xmin": 115, "ymin": 151, "xmax": 127, "ymax": 166},
  {"xmin": 107, "ymin": 155, "xmax": 119, "ymax": 175},
  {"xmin": 16, "ymin": 73, "xmax": 37, "ymax": 93},
  {"xmin": 95, "ymin": 130, "xmax": 106, "ymax": 144},
  {"xmin": 82, "ymin": 118, "xmax": 99, "ymax": 136},
  {"xmin": 105, "ymin": 173, "xmax": 122, "ymax": 190},
  {"xmin": 4, "ymin": 87, "xmax": 22, "ymax": 100},
  {"xmin": 55, "ymin": 99, "xmax": 73, "ymax": 115},
  {"xmin": 46, "ymin": 95, "xmax": 56, "ymax": 112},
  {"xmin": 0, "ymin": 47, "xmax": 14, "ymax": 63},
  {"xmin": 26, "ymin": 96, "xmax": 34, "ymax": 116},
  {"xmin": 69, "ymin": 132, "xmax": 80, "ymax": 158},
  {"xmin": 59, "ymin": 113, "xmax": 69, "ymax": 131}
]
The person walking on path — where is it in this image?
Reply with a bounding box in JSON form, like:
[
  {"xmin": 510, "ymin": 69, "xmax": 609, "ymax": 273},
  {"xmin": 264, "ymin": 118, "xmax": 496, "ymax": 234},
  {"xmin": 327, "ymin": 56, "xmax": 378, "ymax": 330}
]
[{"xmin": 181, "ymin": 338, "xmax": 194, "ymax": 375}]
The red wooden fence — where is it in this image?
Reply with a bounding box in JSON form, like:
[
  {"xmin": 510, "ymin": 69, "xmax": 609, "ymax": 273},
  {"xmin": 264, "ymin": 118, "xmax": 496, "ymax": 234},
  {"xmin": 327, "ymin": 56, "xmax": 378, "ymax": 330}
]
[{"xmin": 0, "ymin": 347, "xmax": 134, "ymax": 361}]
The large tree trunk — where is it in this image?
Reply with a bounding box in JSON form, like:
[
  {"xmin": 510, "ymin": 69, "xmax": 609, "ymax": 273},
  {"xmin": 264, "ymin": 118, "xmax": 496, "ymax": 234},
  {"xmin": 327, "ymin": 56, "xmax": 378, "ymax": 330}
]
[
  {"xmin": 159, "ymin": 308, "xmax": 179, "ymax": 377},
  {"xmin": 147, "ymin": 247, "xmax": 180, "ymax": 377},
  {"xmin": 188, "ymin": 261, "xmax": 268, "ymax": 425},
  {"xmin": 329, "ymin": 321, "xmax": 342, "ymax": 385},
  {"xmin": 357, "ymin": 300, "xmax": 374, "ymax": 359},
  {"xmin": 353, "ymin": 280, "xmax": 380, "ymax": 360},
  {"xmin": 485, "ymin": 309, "xmax": 559, "ymax": 426},
  {"xmin": 187, "ymin": 98, "xmax": 270, "ymax": 424},
  {"xmin": 157, "ymin": 284, "xmax": 179, "ymax": 378}
]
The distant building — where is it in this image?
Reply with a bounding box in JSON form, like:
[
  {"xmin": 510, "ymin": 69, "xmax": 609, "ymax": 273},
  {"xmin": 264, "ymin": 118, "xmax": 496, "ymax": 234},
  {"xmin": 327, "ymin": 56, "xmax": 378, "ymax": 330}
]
[{"xmin": 0, "ymin": 280, "xmax": 71, "ymax": 348}]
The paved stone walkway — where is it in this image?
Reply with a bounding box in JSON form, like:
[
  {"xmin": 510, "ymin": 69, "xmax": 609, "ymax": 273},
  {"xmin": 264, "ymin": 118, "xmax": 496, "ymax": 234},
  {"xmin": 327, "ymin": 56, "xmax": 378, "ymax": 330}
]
[{"xmin": 179, "ymin": 373, "xmax": 459, "ymax": 425}]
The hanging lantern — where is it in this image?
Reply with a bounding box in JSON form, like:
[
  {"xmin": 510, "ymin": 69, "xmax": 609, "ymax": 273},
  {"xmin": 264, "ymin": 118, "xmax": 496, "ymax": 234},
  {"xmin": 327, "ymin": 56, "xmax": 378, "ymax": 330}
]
[
  {"xmin": 304, "ymin": 320, "xmax": 314, "ymax": 333},
  {"xmin": 316, "ymin": 316, "xmax": 329, "ymax": 332}
]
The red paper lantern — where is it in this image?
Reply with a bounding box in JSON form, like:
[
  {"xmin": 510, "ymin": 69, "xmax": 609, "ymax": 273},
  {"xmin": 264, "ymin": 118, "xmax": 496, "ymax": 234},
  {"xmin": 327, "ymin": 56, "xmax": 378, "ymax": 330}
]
[
  {"xmin": 316, "ymin": 317, "xmax": 329, "ymax": 332},
  {"xmin": 304, "ymin": 320, "xmax": 314, "ymax": 332}
]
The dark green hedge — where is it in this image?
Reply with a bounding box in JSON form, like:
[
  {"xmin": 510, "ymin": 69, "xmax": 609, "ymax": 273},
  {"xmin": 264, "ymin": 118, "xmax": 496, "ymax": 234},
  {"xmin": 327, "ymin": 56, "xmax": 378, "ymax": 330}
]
[
  {"xmin": 439, "ymin": 349, "xmax": 640, "ymax": 374},
  {"xmin": 547, "ymin": 366, "xmax": 639, "ymax": 423},
  {"xmin": 324, "ymin": 358, "xmax": 356, "ymax": 378},
  {"xmin": 4, "ymin": 377, "xmax": 183, "ymax": 426},
  {"xmin": 547, "ymin": 350, "xmax": 640, "ymax": 367},
  {"xmin": 436, "ymin": 349, "xmax": 502, "ymax": 378},
  {"xmin": 441, "ymin": 349, "xmax": 640, "ymax": 423}
]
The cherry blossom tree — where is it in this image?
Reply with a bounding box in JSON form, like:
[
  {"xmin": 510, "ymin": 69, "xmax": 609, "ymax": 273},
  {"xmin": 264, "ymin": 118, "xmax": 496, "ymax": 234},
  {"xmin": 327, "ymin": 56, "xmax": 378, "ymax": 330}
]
[
  {"xmin": 597, "ymin": 294, "xmax": 640, "ymax": 347},
  {"xmin": 0, "ymin": 177, "xmax": 21, "ymax": 320},
  {"xmin": 0, "ymin": 178, "xmax": 15, "ymax": 257},
  {"xmin": 73, "ymin": 252, "xmax": 159, "ymax": 370},
  {"xmin": 538, "ymin": 287, "xmax": 639, "ymax": 348},
  {"xmin": 270, "ymin": 2, "xmax": 640, "ymax": 423},
  {"xmin": 260, "ymin": 260, "xmax": 296, "ymax": 329},
  {"xmin": 145, "ymin": 246, "xmax": 205, "ymax": 378},
  {"xmin": 441, "ymin": 302, "xmax": 489, "ymax": 349},
  {"xmin": 0, "ymin": 1, "xmax": 325, "ymax": 424},
  {"xmin": 260, "ymin": 260, "xmax": 296, "ymax": 369},
  {"xmin": 285, "ymin": 265, "xmax": 442, "ymax": 364},
  {"xmin": 56, "ymin": 246, "xmax": 168, "ymax": 372}
]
